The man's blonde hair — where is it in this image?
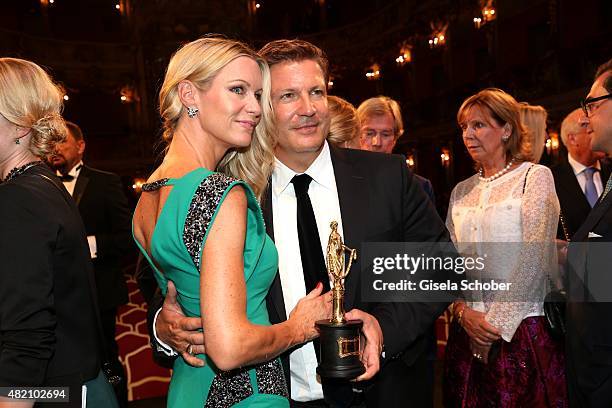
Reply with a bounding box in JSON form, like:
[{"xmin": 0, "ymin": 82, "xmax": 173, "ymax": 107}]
[{"xmin": 357, "ymin": 96, "xmax": 404, "ymax": 139}]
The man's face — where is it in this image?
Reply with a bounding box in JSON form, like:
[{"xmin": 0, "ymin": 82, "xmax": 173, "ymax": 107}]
[
  {"xmin": 568, "ymin": 113, "xmax": 606, "ymax": 164},
  {"xmin": 585, "ymin": 73, "xmax": 612, "ymax": 154},
  {"xmin": 49, "ymin": 130, "xmax": 84, "ymax": 173},
  {"xmin": 359, "ymin": 112, "xmax": 397, "ymax": 153},
  {"xmin": 270, "ymin": 59, "xmax": 330, "ymax": 171}
]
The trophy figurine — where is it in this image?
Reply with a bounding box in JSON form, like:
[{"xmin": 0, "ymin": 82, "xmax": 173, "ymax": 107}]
[{"xmin": 316, "ymin": 221, "xmax": 365, "ymax": 379}]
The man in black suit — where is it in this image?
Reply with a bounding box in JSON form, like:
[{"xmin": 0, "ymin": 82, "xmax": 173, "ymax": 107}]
[
  {"xmin": 356, "ymin": 96, "xmax": 435, "ymax": 205},
  {"xmin": 152, "ymin": 40, "xmax": 453, "ymax": 407},
  {"xmin": 552, "ymin": 108, "xmax": 610, "ymax": 240},
  {"xmin": 566, "ymin": 58, "xmax": 612, "ymax": 407},
  {"xmin": 48, "ymin": 121, "xmax": 132, "ymax": 406},
  {"xmin": 355, "ymin": 94, "xmax": 438, "ymax": 400}
]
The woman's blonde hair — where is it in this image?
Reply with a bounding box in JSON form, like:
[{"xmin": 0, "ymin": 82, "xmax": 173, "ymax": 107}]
[
  {"xmin": 519, "ymin": 103, "xmax": 548, "ymax": 163},
  {"xmin": 457, "ymin": 88, "xmax": 531, "ymax": 163},
  {"xmin": 0, "ymin": 58, "xmax": 66, "ymax": 158},
  {"xmin": 159, "ymin": 36, "xmax": 274, "ymax": 199},
  {"xmin": 327, "ymin": 96, "xmax": 360, "ymax": 148}
]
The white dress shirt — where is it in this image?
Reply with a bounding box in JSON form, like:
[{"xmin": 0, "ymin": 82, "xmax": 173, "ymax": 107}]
[
  {"xmin": 271, "ymin": 141, "xmax": 344, "ymax": 401},
  {"xmin": 567, "ymin": 154, "xmax": 604, "ymax": 198},
  {"xmin": 60, "ymin": 160, "xmax": 84, "ymax": 196},
  {"xmin": 59, "ymin": 161, "xmax": 97, "ymax": 259}
]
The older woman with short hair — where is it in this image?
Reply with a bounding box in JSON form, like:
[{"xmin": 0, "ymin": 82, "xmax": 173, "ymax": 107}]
[{"xmin": 443, "ymin": 88, "xmax": 567, "ymax": 407}]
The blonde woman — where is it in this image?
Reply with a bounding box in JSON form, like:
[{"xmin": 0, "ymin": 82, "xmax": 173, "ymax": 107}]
[
  {"xmin": 132, "ymin": 36, "xmax": 330, "ymax": 407},
  {"xmin": 443, "ymin": 89, "xmax": 566, "ymax": 407},
  {"xmin": 327, "ymin": 95, "xmax": 360, "ymax": 148},
  {"xmin": 520, "ymin": 103, "xmax": 548, "ymax": 163},
  {"xmin": 0, "ymin": 58, "xmax": 118, "ymax": 407}
]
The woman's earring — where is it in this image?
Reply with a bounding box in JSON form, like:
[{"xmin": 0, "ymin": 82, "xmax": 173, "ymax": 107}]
[
  {"xmin": 187, "ymin": 106, "xmax": 199, "ymax": 118},
  {"xmin": 15, "ymin": 138, "xmax": 20, "ymax": 145},
  {"xmin": 502, "ymin": 135, "xmax": 509, "ymax": 142}
]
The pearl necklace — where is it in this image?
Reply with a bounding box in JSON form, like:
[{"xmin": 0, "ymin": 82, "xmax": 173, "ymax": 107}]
[{"xmin": 478, "ymin": 158, "xmax": 515, "ymax": 182}]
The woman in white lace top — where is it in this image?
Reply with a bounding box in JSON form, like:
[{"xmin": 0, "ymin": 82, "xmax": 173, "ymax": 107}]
[{"xmin": 443, "ymin": 88, "xmax": 568, "ymax": 407}]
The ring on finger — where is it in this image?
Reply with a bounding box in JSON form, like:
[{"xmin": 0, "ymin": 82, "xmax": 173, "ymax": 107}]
[{"xmin": 187, "ymin": 344, "xmax": 195, "ymax": 356}]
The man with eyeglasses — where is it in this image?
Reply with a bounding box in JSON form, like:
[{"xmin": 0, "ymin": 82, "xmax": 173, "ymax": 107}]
[
  {"xmin": 566, "ymin": 58, "xmax": 612, "ymax": 408},
  {"xmin": 356, "ymin": 96, "xmax": 435, "ymax": 204}
]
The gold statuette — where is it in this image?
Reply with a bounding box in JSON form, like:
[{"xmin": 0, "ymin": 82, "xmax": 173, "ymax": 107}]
[
  {"xmin": 315, "ymin": 221, "xmax": 365, "ymax": 379},
  {"xmin": 326, "ymin": 221, "xmax": 357, "ymax": 324}
]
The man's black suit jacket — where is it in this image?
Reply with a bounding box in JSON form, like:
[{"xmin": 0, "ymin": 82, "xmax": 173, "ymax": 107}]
[
  {"xmin": 263, "ymin": 146, "xmax": 452, "ymax": 407},
  {"xmin": 75, "ymin": 165, "xmax": 132, "ymax": 310},
  {"xmin": 0, "ymin": 164, "xmax": 101, "ymax": 407},
  {"xmin": 551, "ymin": 160, "xmax": 611, "ymax": 240},
  {"xmin": 566, "ymin": 182, "xmax": 612, "ymax": 407},
  {"xmin": 144, "ymin": 147, "xmax": 453, "ymax": 405}
]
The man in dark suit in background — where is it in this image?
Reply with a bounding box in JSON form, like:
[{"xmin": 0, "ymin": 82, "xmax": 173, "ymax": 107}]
[
  {"xmin": 552, "ymin": 108, "xmax": 610, "ymax": 240},
  {"xmin": 566, "ymin": 58, "xmax": 612, "ymax": 407},
  {"xmin": 48, "ymin": 121, "xmax": 132, "ymax": 406},
  {"xmin": 152, "ymin": 40, "xmax": 454, "ymax": 407},
  {"xmin": 356, "ymin": 96, "xmax": 435, "ymax": 205},
  {"xmin": 355, "ymin": 94, "xmax": 438, "ymax": 402}
]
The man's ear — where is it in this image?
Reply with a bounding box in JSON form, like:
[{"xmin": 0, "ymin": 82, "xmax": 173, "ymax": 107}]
[
  {"xmin": 77, "ymin": 139, "xmax": 86, "ymax": 156},
  {"xmin": 177, "ymin": 80, "xmax": 198, "ymax": 108}
]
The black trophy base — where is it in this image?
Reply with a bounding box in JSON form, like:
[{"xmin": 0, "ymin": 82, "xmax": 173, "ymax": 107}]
[{"xmin": 315, "ymin": 319, "xmax": 365, "ymax": 379}]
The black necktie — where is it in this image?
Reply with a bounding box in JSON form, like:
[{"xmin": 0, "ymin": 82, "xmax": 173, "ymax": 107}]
[
  {"xmin": 291, "ymin": 174, "xmax": 330, "ymax": 293},
  {"xmin": 291, "ymin": 174, "xmax": 329, "ymax": 363}
]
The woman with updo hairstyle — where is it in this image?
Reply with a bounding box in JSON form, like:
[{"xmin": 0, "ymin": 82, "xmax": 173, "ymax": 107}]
[
  {"xmin": 0, "ymin": 58, "xmax": 118, "ymax": 407},
  {"xmin": 443, "ymin": 88, "xmax": 567, "ymax": 407},
  {"xmin": 132, "ymin": 36, "xmax": 331, "ymax": 407},
  {"xmin": 327, "ymin": 95, "xmax": 360, "ymax": 148}
]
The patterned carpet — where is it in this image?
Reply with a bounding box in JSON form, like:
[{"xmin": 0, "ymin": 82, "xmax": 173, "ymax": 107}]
[{"xmin": 116, "ymin": 274, "xmax": 171, "ymax": 401}]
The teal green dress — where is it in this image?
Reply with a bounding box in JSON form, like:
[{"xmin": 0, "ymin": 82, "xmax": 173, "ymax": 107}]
[{"xmin": 134, "ymin": 168, "xmax": 289, "ymax": 408}]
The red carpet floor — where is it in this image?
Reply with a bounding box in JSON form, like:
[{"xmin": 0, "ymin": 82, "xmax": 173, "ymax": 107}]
[{"xmin": 116, "ymin": 275, "xmax": 171, "ymax": 401}]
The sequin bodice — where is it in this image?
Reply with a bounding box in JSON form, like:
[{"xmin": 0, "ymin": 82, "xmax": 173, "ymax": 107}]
[{"xmin": 133, "ymin": 168, "xmax": 287, "ymax": 408}]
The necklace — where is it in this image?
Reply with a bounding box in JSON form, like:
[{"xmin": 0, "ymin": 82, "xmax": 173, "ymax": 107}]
[
  {"xmin": 2, "ymin": 161, "xmax": 42, "ymax": 183},
  {"xmin": 478, "ymin": 158, "xmax": 515, "ymax": 182}
]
